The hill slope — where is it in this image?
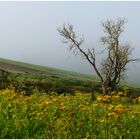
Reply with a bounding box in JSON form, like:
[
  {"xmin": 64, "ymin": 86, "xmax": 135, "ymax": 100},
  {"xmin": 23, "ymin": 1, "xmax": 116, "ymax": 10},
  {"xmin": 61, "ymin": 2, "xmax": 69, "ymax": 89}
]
[{"xmin": 0, "ymin": 58, "xmax": 99, "ymax": 82}]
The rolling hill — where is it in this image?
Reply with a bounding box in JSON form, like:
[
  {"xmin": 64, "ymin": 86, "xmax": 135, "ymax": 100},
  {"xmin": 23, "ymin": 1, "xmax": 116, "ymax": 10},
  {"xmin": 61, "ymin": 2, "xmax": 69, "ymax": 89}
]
[
  {"xmin": 0, "ymin": 57, "xmax": 140, "ymax": 89},
  {"xmin": 0, "ymin": 58, "xmax": 99, "ymax": 82}
]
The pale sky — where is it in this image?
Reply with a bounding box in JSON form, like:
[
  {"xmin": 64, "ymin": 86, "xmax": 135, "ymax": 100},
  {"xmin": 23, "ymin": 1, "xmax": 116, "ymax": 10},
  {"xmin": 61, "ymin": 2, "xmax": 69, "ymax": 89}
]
[{"xmin": 0, "ymin": 1, "xmax": 140, "ymax": 84}]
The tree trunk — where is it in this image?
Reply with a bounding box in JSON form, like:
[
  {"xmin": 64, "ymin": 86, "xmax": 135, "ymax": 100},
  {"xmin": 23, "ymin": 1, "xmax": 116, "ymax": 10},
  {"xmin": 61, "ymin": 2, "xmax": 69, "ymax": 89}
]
[
  {"xmin": 102, "ymin": 83, "xmax": 108, "ymax": 95},
  {"xmin": 102, "ymin": 82, "xmax": 116, "ymax": 95}
]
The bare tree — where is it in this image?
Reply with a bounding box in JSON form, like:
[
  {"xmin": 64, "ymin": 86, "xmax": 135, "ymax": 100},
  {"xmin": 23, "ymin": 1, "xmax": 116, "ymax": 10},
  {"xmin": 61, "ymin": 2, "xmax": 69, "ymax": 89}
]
[{"xmin": 57, "ymin": 18, "xmax": 139, "ymax": 94}]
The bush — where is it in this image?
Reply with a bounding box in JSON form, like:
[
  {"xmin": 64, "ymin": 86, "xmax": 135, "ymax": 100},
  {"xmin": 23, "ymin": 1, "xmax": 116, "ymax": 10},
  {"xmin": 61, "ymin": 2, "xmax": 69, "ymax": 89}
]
[{"xmin": 50, "ymin": 80, "xmax": 75, "ymax": 95}]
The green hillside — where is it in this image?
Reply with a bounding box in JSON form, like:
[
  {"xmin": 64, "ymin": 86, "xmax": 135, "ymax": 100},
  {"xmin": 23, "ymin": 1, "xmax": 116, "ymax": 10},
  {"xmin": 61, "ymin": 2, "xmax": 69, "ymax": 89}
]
[
  {"xmin": 0, "ymin": 57, "xmax": 99, "ymax": 82},
  {"xmin": 0, "ymin": 57, "xmax": 140, "ymax": 89}
]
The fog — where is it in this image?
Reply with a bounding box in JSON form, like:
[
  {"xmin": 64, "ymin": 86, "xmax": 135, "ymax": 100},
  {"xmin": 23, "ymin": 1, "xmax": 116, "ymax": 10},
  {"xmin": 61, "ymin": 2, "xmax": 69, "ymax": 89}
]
[{"xmin": 0, "ymin": 1, "xmax": 140, "ymax": 84}]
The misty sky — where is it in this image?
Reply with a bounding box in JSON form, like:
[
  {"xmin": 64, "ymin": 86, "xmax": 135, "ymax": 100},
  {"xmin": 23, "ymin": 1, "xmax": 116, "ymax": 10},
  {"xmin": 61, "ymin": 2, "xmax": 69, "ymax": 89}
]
[{"xmin": 0, "ymin": 1, "xmax": 140, "ymax": 84}]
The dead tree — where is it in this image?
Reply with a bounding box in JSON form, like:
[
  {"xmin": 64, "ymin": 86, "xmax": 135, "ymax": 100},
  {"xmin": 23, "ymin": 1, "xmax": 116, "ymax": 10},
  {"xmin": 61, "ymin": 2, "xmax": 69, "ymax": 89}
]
[{"xmin": 57, "ymin": 18, "xmax": 139, "ymax": 94}]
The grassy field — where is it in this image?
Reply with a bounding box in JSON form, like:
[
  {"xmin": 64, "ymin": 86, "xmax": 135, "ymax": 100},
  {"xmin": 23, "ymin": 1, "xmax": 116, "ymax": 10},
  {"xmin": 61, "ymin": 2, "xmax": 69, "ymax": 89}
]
[
  {"xmin": 1, "ymin": 57, "xmax": 140, "ymax": 88},
  {"xmin": 0, "ymin": 58, "xmax": 99, "ymax": 82},
  {"xmin": 0, "ymin": 57, "xmax": 140, "ymax": 138},
  {"xmin": 0, "ymin": 89, "xmax": 140, "ymax": 139},
  {"xmin": 0, "ymin": 57, "xmax": 140, "ymax": 97},
  {"xmin": 0, "ymin": 57, "xmax": 102, "ymax": 96}
]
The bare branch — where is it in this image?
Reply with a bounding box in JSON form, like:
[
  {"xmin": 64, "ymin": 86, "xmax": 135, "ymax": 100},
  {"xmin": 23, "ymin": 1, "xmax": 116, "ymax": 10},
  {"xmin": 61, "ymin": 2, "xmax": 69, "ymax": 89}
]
[
  {"xmin": 58, "ymin": 18, "xmax": 139, "ymax": 95},
  {"xmin": 57, "ymin": 24, "xmax": 104, "ymax": 82}
]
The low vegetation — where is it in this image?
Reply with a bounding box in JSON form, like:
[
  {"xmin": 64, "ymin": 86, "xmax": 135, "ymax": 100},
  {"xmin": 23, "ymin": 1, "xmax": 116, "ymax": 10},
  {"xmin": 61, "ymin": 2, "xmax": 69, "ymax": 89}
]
[
  {"xmin": 0, "ymin": 69, "xmax": 101, "ymax": 95},
  {"xmin": 0, "ymin": 60, "xmax": 140, "ymax": 138},
  {"xmin": 0, "ymin": 88, "xmax": 140, "ymax": 138}
]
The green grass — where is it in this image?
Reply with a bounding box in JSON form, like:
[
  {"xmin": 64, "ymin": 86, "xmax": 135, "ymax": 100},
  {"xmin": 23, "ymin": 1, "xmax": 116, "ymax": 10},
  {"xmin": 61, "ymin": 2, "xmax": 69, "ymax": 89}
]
[
  {"xmin": 0, "ymin": 57, "xmax": 140, "ymax": 90},
  {"xmin": 0, "ymin": 58, "xmax": 140, "ymax": 138},
  {"xmin": 130, "ymin": 104, "xmax": 140, "ymax": 113},
  {"xmin": 122, "ymin": 81, "xmax": 140, "ymax": 88},
  {"xmin": 0, "ymin": 57, "xmax": 99, "ymax": 82},
  {"xmin": 0, "ymin": 89, "xmax": 140, "ymax": 139}
]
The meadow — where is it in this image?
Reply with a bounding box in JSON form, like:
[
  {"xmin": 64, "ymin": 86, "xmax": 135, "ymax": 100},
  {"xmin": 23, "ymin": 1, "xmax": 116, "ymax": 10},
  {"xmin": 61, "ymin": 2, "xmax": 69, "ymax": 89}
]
[
  {"xmin": 0, "ymin": 58, "xmax": 140, "ymax": 138},
  {"xmin": 0, "ymin": 88, "xmax": 140, "ymax": 139}
]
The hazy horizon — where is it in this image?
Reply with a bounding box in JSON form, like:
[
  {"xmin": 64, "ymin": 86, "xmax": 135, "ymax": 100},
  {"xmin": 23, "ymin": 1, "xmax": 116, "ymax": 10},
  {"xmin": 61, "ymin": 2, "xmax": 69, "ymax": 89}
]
[{"xmin": 0, "ymin": 1, "xmax": 140, "ymax": 84}]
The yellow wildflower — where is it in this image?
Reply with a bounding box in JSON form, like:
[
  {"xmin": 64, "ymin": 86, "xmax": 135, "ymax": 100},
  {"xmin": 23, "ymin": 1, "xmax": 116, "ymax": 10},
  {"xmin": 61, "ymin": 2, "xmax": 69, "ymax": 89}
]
[
  {"xmin": 0, "ymin": 88, "xmax": 14, "ymax": 96},
  {"xmin": 100, "ymin": 119, "xmax": 105, "ymax": 123},
  {"xmin": 60, "ymin": 105, "xmax": 67, "ymax": 110},
  {"xmin": 123, "ymin": 86, "xmax": 129, "ymax": 93},
  {"xmin": 24, "ymin": 96, "xmax": 33, "ymax": 100},
  {"xmin": 93, "ymin": 103, "xmax": 100, "ymax": 108},
  {"xmin": 76, "ymin": 92, "xmax": 83, "ymax": 96},
  {"xmin": 137, "ymin": 96, "xmax": 140, "ymax": 103},
  {"xmin": 111, "ymin": 91, "xmax": 116, "ymax": 95},
  {"xmin": 36, "ymin": 112, "xmax": 44, "ymax": 117},
  {"xmin": 107, "ymin": 112, "xmax": 116, "ymax": 117},
  {"xmin": 114, "ymin": 104, "xmax": 128, "ymax": 114},
  {"xmin": 97, "ymin": 95, "xmax": 111, "ymax": 103},
  {"xmin": 8, "ymin": 94, "xmax": 16, "ymax": 100},
  {"xmin": 117, "ymin": 91, "xmax": 125, "ymax": 97},
  {"xmin": 107, "ymin": 104, "xmax": 115, "ymax": 111},
  {"xmin": 52, "ymin": 98, "xmax": 58, "ymax": 102},
  {"xmin": 60, "ymin": 102, "xmax": 64, "ymax": 107},
  {"xmin": 44, "ymin": 101, "xmax": 51, "ymax": 105},
  {"xmin": 59, "ymin": 102, "xmax": 67, "ymax": 110},
  {"xmin": 97, "ymin": 96, "xmax": 102, "ymax": 101},
  {"xmin": 112, "ymin": 95, "xmax": 120, "ymax": 99},
  {"xmin": 78, "ymin": 104, "xmax": 86, "ymax": 108}
]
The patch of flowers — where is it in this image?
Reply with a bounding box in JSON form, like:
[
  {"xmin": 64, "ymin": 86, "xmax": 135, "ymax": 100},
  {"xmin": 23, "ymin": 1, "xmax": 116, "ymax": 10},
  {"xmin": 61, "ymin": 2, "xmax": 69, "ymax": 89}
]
[{"xmin": 0, "ymin": 89, "xmax": 139, "ymax": 138}]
